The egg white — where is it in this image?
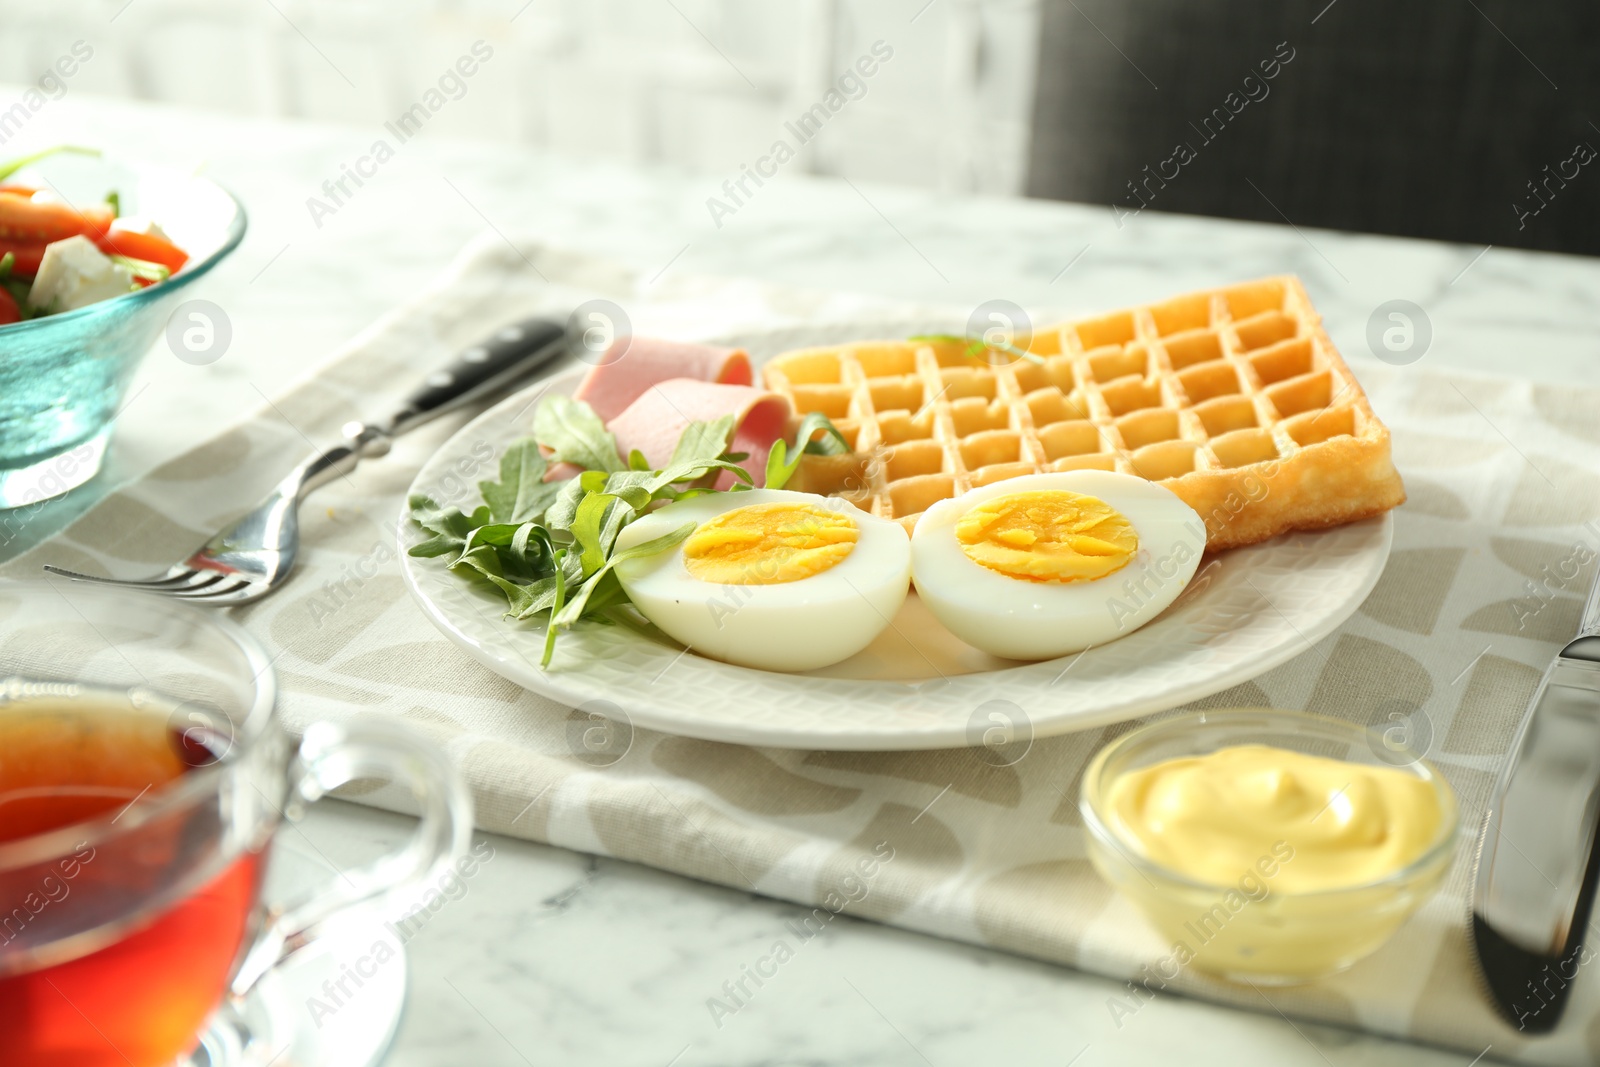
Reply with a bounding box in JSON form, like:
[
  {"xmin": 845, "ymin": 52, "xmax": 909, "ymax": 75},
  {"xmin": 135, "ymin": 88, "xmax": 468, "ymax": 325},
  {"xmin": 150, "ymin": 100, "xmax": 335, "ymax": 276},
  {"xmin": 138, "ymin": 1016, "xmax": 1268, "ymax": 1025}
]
[
  {"xmin": 613, "ymin": 488, "xmax": 912, "ymax": 672},
  {"xmin": 910, "ymin": 471, "xmax": 1206, "ymax": 660}
]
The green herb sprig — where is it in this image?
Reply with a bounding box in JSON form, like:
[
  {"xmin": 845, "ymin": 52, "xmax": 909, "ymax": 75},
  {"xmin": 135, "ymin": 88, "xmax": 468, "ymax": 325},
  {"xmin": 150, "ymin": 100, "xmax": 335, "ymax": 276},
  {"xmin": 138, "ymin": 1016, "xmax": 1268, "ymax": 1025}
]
[
  {"xmin": 411, "ymin": 400, "xmax": 743, "ymax": 666},
  {"xmin": 0, "ymin": 145, "xmax": 99, "ymax": 184},
  {"xmin": 108, "ymin": 254, "xmax": 170, "ymax": 285},
  {"xmin": 412, "ymin": 397, "xmax": 859, "ymax": 668},
  {"xmin": 765, "ymin": 410, "xmax": 850, "ymax": 490},
  {"xmin": 908, "ymin": 332, "xmax": 1045, "ymax": 366}
]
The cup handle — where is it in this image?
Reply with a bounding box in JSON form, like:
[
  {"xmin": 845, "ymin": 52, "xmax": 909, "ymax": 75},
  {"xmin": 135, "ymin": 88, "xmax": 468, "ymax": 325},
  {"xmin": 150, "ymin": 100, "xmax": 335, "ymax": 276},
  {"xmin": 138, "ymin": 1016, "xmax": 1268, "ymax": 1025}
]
[{"xmin": 230, "ymin": 719, "xmax": 474, "ymax": 995}]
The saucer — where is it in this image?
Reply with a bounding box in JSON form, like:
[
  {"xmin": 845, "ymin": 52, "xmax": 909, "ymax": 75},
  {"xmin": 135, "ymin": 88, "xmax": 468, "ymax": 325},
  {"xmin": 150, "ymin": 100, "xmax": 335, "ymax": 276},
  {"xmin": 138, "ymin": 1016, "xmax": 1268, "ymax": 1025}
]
[{"xmin": 183, "ymin": 843, "xmax": 408, "ymax": 1067}]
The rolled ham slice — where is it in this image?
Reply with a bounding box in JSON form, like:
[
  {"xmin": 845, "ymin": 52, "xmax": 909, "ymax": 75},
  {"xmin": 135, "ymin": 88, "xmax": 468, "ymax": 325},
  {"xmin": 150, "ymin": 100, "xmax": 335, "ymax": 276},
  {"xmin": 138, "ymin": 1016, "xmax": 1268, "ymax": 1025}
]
[
  {"xmin": 573, "ymin": 338, "xmax": 751, "ymax": 423},
  {"xmin": 607, "ymin": 378, "xmax": 790, "ymax": 489}
]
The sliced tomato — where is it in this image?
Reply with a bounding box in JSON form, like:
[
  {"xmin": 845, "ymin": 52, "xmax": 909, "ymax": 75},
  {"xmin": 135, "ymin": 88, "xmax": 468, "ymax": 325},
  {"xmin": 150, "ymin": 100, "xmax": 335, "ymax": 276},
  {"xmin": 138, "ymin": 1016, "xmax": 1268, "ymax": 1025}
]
[
  {"xmin": 0, "ymin": 287, "xmax": 20, "ymax": 326},
  {"xmin": 97, "ymin": 228, "xmax": 188, "ymax": 274},
  {"xmin": 0, "ymin": 240, "xmax": 47, "ymax": 277}
]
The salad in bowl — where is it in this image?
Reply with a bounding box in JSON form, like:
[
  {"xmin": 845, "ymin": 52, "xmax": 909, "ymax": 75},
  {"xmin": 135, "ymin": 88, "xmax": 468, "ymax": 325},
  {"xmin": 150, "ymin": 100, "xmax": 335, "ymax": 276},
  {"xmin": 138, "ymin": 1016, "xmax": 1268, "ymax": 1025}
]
[
  {"xmin": 0, "ymin": 147, "xmax": 193, "ymax": 326},
  {"xmin": 0, "ymin": 146, "xmax": 244, "ymax": 509}
]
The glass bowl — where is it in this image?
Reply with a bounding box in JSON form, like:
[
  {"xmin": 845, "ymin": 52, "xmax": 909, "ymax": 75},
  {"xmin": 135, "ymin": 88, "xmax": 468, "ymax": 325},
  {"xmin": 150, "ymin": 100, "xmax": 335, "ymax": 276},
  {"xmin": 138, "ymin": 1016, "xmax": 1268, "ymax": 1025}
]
[
  {"xmin": 1079, "ymin": 707, "xmax": 1460, "ymax": 983},
  {"xmin": 0, "ymin": 151, "xmax": 246, "ymax": 508}
]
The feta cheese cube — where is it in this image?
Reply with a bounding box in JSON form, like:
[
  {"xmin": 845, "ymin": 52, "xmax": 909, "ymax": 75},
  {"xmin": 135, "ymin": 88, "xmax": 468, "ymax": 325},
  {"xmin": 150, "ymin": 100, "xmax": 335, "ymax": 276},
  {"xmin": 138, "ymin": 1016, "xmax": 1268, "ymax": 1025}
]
[
  {"xmin": 111, "ymin": 216, "xmax": 172, "ymax": 243},
  {"xmin": 28, "ymin": 236, "xmax": 136, "ymax": 313}
]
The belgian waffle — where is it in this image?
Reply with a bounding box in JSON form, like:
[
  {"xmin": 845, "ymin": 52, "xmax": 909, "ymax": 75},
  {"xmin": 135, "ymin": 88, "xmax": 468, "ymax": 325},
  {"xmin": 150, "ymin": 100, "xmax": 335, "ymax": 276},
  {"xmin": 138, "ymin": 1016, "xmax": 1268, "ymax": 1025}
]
[{"xmin": 762, "ymin": 276, "xmax": 1405, "ymax": 551}]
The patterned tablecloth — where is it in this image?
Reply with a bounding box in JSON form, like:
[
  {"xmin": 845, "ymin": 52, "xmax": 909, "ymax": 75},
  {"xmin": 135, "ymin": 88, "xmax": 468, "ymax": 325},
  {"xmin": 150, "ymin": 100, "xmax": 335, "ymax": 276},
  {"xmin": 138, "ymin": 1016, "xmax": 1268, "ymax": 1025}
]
[{"xmin": 9, "ymin": 236, "xmax": 1600, "ymax": 1064}]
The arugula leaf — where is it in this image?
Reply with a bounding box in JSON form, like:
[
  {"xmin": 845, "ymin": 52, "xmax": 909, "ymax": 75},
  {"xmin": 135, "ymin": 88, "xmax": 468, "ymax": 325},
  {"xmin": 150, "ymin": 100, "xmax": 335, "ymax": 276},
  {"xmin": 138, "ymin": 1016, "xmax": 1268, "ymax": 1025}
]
[
  {"xmin": 583, "ymin": 441, "xmax": 753, "ymax": 501},
  {"xmin": 600, "ymin": 471, "xmax": 654, "ymax": 512},
  {"xmin": 655, "ymin": 485, "xmax": 722, "ymax": 503},
  {"xmin": 459, "ymin": 521, "xmax": 553, "ymax": 579},
  {"xmin": 407, "ymin": 495, "xmax": 491, "ymax": 556},
  {"xmin": 597, "ymin": 495, "xmax": 635, "ymax": 558},
  {"xmin": 409, "ymin": 494, "xmax": 489, "ymax": 533},
  {"xmin": 460, "ymin": 522, "xmax": 525, "ymax": 552},
  {"xmin": 765, "ymin": 440, "xmax": 794, "ymax": 491},
  {"xmin": 534, "ymin": 395, "xmax": 626, "ymax": 473},
  {"xmin": 513, "ymin": 554, "xmax": 583, "ymax": 620},
  {"xmin": 669, "ymin": 414, "xmax": 736, "ymax": 469},
  {"xmin": 570, "ymin": 492, "xmax": 621, "ymax": 576},
  {"xmin": 409, "ymin": 533, "xmax": 463, "ymax": 559},
  {"xmin": 543, "ymin": 477, "xmax": 588, "ymax": 536},
  {"xmin": 450, "ymin": 544, "xmax": 538, "ymax": 616},
  {"xmin": 540, "ymin": 552, "xmax": 570, "ymax": 667},
  {"xmin": 795, "ymin": 411, "xmax": 850, "ymax": 456},
  {"xmin": 413, "ymin": 403, "xmax": 760, "ymax": 669},
  {"xmin": 508, "ymin": 521, "xmax": 554, "ymax": 576},
  {"xmin": 551, "ymin": 523, "xmax": 695, "ymax": 633},
  {"xmin": 479, "ymin": 437, "xmax": 559, "ymax": 523},
  {"xmin": 575, "ymin": 570, "xmax": 630, "ymax": 621},
  {"xmin": 644, "ymin": 457, "xmax": 752, "ymax": 494},
  {"xmin": 600, "ymin": 418, "xmax": 744, "ymax": 492},
  {"xmin": 765, "ymin": 412, "xmax": 851, "ymax": 491},
  {"xmin": 909, "ymin": 332, "xmax": 1044, "ymax": 367}
]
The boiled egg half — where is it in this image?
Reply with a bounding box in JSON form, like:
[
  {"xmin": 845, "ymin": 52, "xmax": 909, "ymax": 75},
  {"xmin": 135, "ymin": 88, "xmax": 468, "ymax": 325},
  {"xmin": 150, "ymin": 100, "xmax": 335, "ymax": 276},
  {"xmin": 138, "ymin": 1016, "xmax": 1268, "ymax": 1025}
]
[
  {"xmin": 910, "ymin": 471, "xmax": 1205, "ymax": 660},
  {"xmin": 613, "ymin": 489, "xmax": 911, "ymax": 672}
]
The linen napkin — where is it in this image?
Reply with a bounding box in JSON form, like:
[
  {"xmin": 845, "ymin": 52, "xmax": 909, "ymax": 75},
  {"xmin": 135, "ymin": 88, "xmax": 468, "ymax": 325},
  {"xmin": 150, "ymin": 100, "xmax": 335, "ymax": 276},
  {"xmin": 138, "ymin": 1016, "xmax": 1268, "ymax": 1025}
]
[{"xmin": 8, "ymin": 235, "xmax": 1600, "ymax": 1065}]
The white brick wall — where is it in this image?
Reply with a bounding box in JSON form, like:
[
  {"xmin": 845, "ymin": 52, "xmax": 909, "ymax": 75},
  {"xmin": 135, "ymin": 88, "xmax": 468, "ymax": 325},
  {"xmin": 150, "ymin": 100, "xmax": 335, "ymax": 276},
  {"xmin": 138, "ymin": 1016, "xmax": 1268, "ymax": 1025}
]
[{"xmin": 0, "ymin": 0, "xmax": 1040, "ymax": 195}]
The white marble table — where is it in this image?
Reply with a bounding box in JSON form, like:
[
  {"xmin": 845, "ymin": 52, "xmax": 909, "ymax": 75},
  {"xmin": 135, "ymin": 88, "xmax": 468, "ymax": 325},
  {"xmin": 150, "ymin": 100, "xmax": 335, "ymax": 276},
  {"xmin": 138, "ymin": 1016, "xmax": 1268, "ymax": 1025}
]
[{"xmin": 9, "ymin": 87, "xmax": 1597, "ymax": 1066}]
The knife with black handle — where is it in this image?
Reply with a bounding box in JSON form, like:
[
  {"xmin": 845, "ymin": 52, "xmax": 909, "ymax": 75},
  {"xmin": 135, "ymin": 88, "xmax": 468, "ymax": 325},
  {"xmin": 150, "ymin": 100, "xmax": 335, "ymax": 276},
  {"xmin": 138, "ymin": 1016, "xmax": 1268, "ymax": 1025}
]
[
  {"xmin": 384, "ymin": 317, "xmax": 569, "ymax": 438},
  {"xmin": 1472, "ymin": 556, "xmax": 1600, "ymax": 1032}
]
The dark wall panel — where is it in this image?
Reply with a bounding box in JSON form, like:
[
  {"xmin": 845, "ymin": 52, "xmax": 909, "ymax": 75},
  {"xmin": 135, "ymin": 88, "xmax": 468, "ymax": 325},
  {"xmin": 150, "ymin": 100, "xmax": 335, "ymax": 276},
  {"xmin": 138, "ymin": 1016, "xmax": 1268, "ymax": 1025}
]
[{"xmin": 1027, "ymin": 0, "xmax": 1599, "ymax": 254}]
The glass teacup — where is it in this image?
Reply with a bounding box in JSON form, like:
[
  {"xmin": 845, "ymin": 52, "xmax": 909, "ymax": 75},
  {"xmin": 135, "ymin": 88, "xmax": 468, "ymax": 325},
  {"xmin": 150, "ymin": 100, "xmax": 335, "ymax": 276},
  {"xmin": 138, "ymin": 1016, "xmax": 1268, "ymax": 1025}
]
[{"xmin": 0, "ymin": 580, "xmax": 473, "ymax": 1066}]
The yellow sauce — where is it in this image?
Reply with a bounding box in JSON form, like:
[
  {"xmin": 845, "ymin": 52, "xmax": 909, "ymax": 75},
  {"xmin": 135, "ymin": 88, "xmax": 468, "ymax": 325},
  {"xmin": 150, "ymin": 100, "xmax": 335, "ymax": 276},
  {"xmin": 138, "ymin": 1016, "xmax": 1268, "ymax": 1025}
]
[
  {"xmin": 1106, "ymin": 744, "xmax": 1444, "ymax": 892},
  {"xmin": 1086, "ymin": 727, "xmax": 1458, "ymax": 982},
  {"xmin": 954, "ymin": 490, "xmax": 1137, "ymax": 583}
]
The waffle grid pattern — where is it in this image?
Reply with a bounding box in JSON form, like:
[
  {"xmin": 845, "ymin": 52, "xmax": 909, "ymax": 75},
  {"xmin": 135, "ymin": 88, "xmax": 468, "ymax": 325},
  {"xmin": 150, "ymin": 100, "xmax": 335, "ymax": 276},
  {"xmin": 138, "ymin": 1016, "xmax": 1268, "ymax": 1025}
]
[{"xmin": 763, "ymin": 276, "xmax": 1405, "ymax": 549}]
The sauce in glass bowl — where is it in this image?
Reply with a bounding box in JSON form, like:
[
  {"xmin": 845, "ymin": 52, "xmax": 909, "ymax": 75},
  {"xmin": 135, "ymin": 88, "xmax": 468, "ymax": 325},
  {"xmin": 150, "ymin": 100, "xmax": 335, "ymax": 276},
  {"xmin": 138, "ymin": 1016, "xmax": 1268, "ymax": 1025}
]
[{"xmin": 1080, "ymin": 709, "xmax": 1459, "ymax": 983}]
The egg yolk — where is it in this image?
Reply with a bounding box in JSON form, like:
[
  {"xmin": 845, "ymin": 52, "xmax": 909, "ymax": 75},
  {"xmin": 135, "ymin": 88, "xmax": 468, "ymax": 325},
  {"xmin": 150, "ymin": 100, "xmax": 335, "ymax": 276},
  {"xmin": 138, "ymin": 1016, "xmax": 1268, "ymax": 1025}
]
[
  {"xmin": 955, "ymin": 489, "xmax": 1138, "ymax": 582},
  {"xmin": 683, "ymin": 502, "xmax": 859, "ymax": 585}
]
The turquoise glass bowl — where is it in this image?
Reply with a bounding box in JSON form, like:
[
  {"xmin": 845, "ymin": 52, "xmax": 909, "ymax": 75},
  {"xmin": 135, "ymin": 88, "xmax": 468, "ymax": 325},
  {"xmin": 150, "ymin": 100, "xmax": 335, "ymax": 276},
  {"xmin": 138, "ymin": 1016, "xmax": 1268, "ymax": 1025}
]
[{"xmin": 0, "ymin": 153, "xmax": 246, "ymax": 509}]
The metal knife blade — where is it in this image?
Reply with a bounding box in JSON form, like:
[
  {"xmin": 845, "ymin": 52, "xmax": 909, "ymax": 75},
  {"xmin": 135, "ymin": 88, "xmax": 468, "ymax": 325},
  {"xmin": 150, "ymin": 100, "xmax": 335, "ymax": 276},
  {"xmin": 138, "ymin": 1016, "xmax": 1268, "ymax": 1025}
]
[{"xmin": 1472, "ymin": 557, "xmax": 1600, "ymax": 1033}]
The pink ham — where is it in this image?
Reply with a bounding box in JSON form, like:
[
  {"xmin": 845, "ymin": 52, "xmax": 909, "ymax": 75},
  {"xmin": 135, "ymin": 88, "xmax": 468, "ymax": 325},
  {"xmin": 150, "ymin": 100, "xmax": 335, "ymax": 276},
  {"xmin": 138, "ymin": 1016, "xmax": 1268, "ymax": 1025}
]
[
  {"xmin": 573, "ymin": 338, "xmax": 751, "ymax": 423},
  {"xmin": 607, "ymin": 378, "xmax": 790, "ymax": 489}
]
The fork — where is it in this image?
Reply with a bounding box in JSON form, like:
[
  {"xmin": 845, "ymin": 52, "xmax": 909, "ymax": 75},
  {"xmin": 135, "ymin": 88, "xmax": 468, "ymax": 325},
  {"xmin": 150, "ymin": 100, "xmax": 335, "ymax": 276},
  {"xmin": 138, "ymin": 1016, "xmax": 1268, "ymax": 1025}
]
[{"xmin": 44, "ymin": 316, "xmax": 569, "ymax": 605}]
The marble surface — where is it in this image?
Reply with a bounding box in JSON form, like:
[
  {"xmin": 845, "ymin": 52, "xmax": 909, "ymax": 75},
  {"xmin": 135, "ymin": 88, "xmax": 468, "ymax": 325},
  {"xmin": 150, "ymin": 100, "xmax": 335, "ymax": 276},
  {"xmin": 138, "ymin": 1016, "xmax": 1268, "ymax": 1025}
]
[
  {"xmin": 6, "ymin": 87, "xmax": 1597, "ymax": 1065},
  {"xmin": 297, "ymin": 802, "xmax": 1489, "ymax": 1067}
]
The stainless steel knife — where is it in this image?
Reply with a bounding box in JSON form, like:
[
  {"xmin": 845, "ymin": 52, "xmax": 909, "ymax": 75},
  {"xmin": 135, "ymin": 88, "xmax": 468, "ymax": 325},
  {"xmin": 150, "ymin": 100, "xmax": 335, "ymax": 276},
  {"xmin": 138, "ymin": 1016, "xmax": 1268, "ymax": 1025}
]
[{"xmin": 1472, "ymin": 555, "xmax": 1600, "ymax": 1033}]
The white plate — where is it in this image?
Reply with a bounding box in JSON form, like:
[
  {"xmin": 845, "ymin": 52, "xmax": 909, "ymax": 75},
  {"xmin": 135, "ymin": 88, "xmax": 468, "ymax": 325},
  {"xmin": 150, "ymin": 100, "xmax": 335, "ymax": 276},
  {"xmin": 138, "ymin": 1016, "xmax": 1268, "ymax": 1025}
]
[{"xmin": 399, "ymin": 325, "xmax": 1392, "ymax": 751}]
